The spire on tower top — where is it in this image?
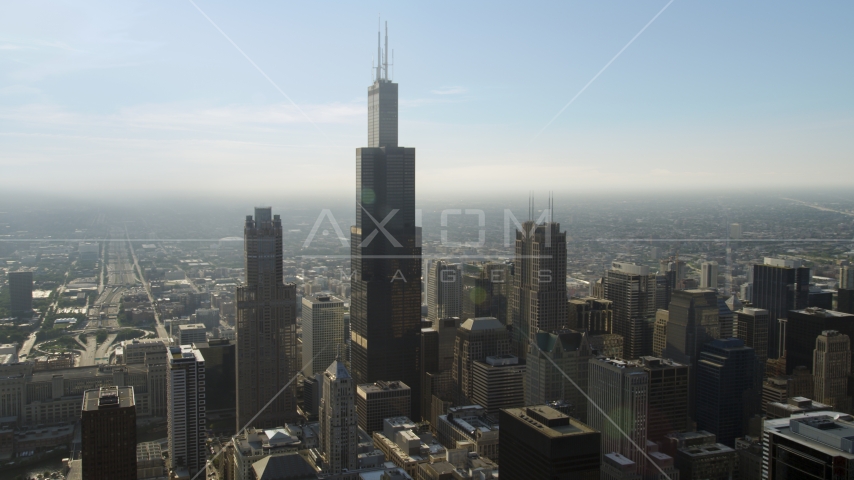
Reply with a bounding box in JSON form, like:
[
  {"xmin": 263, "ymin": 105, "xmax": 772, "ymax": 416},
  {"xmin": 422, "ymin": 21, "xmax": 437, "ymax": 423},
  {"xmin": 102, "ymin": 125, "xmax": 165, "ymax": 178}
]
[{"xmin": 375, "ymin": 18, "xmax": 391, "ymax": 82}]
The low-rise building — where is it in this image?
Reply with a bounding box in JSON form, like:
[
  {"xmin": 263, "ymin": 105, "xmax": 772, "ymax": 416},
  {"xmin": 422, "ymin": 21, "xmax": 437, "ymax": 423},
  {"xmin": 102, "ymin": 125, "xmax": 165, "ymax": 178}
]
[
  {"xmin": 230, "ymin": 427, "xmax": 305, "ymax": 480},
  {"xmin": 663, "ymin": 431, "xmax": 736, "ymax": 480},
  {"xmin": 435, "ymin": 405, "xmax": 499, "ymax": 463},
  {"xmin": 372, "ymin": 417, "xmax": 445, "ymax": 478},
  {"xmin": 766, "ymin": 396, "xmax": 831, "ymax": 419}
]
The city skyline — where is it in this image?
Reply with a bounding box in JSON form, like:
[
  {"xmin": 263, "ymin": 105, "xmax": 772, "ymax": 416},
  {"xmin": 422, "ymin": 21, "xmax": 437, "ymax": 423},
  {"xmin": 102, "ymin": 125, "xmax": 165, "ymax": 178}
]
[
  {"xmin": 2, "ymin": 7, "xmax": 854, "ymax": 479},
  {"xmin": 2, "ymin": 2, "xmax": 854, "ymax": 198}
]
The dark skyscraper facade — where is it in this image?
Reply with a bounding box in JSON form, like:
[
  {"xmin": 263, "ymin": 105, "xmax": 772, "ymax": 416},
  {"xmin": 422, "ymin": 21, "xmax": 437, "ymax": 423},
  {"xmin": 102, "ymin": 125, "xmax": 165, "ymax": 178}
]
[
  {"xmin": 752, "ymin": 258, "xmax": 810, "ymax": 358},
  {"xmin": 462, "ymin": 261, "xmax": 510, "ymax": 326},
  {"xmin": 605, "ymin": 262, "xmax": 656, "ymax": 359},
  {"xmin": 9, "ymin": 270, "xmax": 33, "ymax": 317},
  {"xmin": 236, "ymin": 207, "xmax": 299, "ymax": 430},
  {"xmin": 695, "ymin": 338, "xmax": 761, "ymax": 447},
  {"xmin": 81, "ymin": 386, "xmax": 137, "ymax": 480},
  {"xmin": 510, "ymin": 217, "xmax": 567, "ymax": 359},
  {"xmin": 350, "ymin": 26, "xmax": 422, "ymax": 419}
]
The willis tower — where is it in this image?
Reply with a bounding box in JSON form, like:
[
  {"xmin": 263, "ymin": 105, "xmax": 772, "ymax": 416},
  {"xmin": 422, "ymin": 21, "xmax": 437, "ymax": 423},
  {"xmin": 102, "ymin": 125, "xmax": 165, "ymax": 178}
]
[{"xmin": 350, "ymin": 23, "xmax": 422, "ymax": 419}]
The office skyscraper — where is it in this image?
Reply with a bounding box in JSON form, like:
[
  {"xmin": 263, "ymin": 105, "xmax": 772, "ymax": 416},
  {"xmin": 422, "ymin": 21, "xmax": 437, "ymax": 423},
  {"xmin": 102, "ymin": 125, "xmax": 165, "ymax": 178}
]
[
  {"xmin": 812, "ymin": 330, "xmax": 851, "ymax": 413},
  {"xmin": 421, "ymin": 317, "xmax": 460, "ymax": 425},
  {"xmin": 785, "ymin": 307, "xmax": 854, "ymax": 375},
  {"xmin": 525, "ymin": 329, "xmax": 592, "ymax": 422},
  {"xmin": 841, "ymin": 265, "xmax": 854, "ymax": 289},
  {"xmin": 752, "ymin": 257, "xmax": 810, "ymax": 358},
  {"xmin": 764, "ymin": 414, "xmax": 854, "ymax": 478},
  {"xmin": 320, "ymin": 356, "xmax": 358, "ymax": 473},
  {"xmin": 9, "ymin": 270, "xmax": 33, "ymax": 317},
  {"xmin": 302, "ymin": 294, "xmax": 345, "ymax": 376},
  {"xmin": 605, "ymin": 262, "xmax": 657, "ymax": 359},
  {"xmin": 588, "ymin": 357, "xmax": 649, "ymax": 476},
  {"xmin": 471, "ymin": 354, "xmax": 525, "ymax": 416},
  {"xmin": 461, "ymin": 261, "xmax": 510, "ymax": 326},
  {"xmin": 350, "ymin": 25, "xmax": 422, "ymax": 420},
  {"xmin": 567, "ymin": 297, "xmax": 613, "ymax": 334},
  {"xmin": 695, "ymin": 338, "xmax": 761, "ymax": 446},
  {"xmin": 168, "ymin": 345, "xmax": 206, "ymax": 475},
  {"xmin": 356, "ymin": 380, "xmax": 411, "ymax": 434},
  {"xmin": 735, "ymin": 307, "xmax": 770, "ymax": 364},
  {"xmin": 510, "ymin": 210, "xmax": 567, "ymax": 359},
  {"xmin": 500, "ymin": 406, "xmax": 601, "ymax": 480},
  {"xmin": 426, "ymin": 260, "xmax": 462, "ymax": 326},
  {"xmin": 729, "ymin": 223, "xmax": 742, "ymax": 240},
  {"xmin": 236, "ymin": 207, "xmax": 299, "ymax": 430},
  {"xmin": 82, "ymin": 386, "xmax": 137, "ymax": 480},
  {"xmin": 664, "ymin": 289, "xmax": 720, "ymax": 366},
  {"xmin": 451, "ymin": 317, "xmax": 511, "ymax": 405},
  {"xmin": 641, "ymin": 356, "xmax": 690, "ymax": 442},
  {"xmin": 700, "ymin": 261, "xmax": 718, "ymax": 289},
  {"xmin": 840, "ymin": 266, "xmax": 854, "ymax": 315},
  {"xmin": 652, "ymin": 310, "xmax": 668, "ymax": 357},
  {"xmin": 840, "ymin": 289, "xmax": 854, "ymax": 315}
]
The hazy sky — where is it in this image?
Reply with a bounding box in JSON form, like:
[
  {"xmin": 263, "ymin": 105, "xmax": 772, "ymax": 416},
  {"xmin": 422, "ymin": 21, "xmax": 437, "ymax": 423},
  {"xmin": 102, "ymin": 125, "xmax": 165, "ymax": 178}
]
[{"xmin": 1, "ymin": 1, "xmax": 852, "ymax": 200}]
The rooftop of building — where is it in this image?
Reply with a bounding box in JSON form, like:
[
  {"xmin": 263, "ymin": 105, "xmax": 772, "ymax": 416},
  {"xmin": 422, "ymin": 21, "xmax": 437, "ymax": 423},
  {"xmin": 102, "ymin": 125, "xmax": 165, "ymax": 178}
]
[
  {"xmin": 170, "ymin": 345, "xmax": 204, "ymax": 362},
  {"xmin": 768, "ymin": 397, "xmax": 831, "ymax": 412},
  {"xmin": 358, "ymin": 380, "xmax": 410, "ymax": 393},
  {"xmin": 604, "ymin": 452, "xmax": 635, "ymax": 467},
  {"xmin": 193, "ymin": 338, "xmax": 233, "ymax": 349},
  {"xmin": 593, "ymin": 357, "xmax": 645, "ymax": 370},
  {"xmin": 502, "ymin": 406, "xmax": 596, "ymax": 439},
  {"xmin": 534, "ymin": 330, "xmax": 588, "ymax": 353},
  {"xmin": 460, "ymin": 317, "xmax": 504, "ymax": 332},
  {"xmin": 765, "ymin": 412, "xmax": 854, "ymax": 457},
  {"xmin": 679, "ymin": 443, "xmax": 736, "ymax": 458},
  {"xmin": 439, "ymin": 405, "xmax": 499, "ymax": 436},
  {"xmin": 792, "ymin": 307, "xmax": 854, "ymax": 318},
  {"xmin": 136, "ymin": 441, "xmax": 162, "ymax": 461},
  {"xmin": 739, "ymin": 307, "xmax": 769, "ymax": 315},
  {"xmin": 29, "ymin": 364, "xmax": 115, "ymax": 383},
  {"xmin": 252, "ymin": 452, "xmax": 316, "ymax": 480},
  {"xmin": 325, "ymin": 357, "xmax": 351, "ymax": 380},
  {"xmin": 303, "ymin": 293, "xmax": 344, "ymax": 305},
  {"xmin": 178, "ymin": 323, "xmax": 206, "ymax": 331},
  {"xmin": 82, "ymin": 386, "xmax": 134, "ymax": 410},
  {"xmin": 234, "ymin": 427, "xmax": 302, "ymax": 453},
  {"xmin": 639, "ymin": 356, "xmax": 687, "ymax": 369}
]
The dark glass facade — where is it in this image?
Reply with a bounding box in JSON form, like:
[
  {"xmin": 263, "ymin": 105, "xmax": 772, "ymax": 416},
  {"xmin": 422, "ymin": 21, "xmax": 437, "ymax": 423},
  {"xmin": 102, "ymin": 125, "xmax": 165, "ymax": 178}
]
[
  {"xmin": 500, "ymin": 406, "xmax": 600, "ymax": 480},
  {"xmin": 236, "ymin": 208, "xmax": 299, "ymax": 430},
  {"xmin": 462, "ymin": 262, "xmax": 510, "ymax": 325},
  {"xmin": 695, "ymin": 338, "xmax": 761, "ymax": 447},
  {"xmin": 785, "ymin": 308, "xmax": 854, "ymax": 374},
  {"xmin": 752, "ymin": 263, "xmax": 810, "ymax": 358},
  {"xmin": 350, "ymin": 69, "xmax": 422, "ymax": 419}
]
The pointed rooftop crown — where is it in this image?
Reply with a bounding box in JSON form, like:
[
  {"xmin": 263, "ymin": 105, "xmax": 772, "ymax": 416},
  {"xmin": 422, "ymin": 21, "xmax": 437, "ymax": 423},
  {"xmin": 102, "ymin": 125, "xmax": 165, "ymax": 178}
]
[{"xmin": 326, "ymin": 351, "xmax": 351, "ymax": 380}]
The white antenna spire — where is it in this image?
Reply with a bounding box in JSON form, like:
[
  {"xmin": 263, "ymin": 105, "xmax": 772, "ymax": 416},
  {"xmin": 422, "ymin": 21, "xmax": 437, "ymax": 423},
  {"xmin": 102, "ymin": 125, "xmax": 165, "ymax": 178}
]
[
  {"xmin": 384, "ymin": 21, "xmax": 389, "ymax": 80},
  {"xmin": 376, "ymin": 20, "xmax": 381, "ymax": 82}
]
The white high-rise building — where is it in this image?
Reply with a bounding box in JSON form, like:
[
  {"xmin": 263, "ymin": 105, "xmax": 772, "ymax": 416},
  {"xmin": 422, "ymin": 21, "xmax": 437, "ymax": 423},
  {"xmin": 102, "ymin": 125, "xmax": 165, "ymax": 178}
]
[
  {"xmin": 168, "ymin": 345, "xmax": 206, "ymax": 476},
  {"xmin": 701, "ymin": 261, "xmax": 719, "ymax": 289},
  {"xmin": 302, "ymin": 294, "xmax": 345, "ymax": 376},
  {"xmin": 427, "ymin": 260, "xmax": 462, "ymax": 326},
  {"xmin": 588, "ymin": 357, "xmax": 649, "ymax": 476},
  {"xmin": 177, "ymin": 323, "xmax": 206, "ymax": 346},
  {"xmin": 320, "ymin": 356, "xmax": 358, "ymax": 473},
  {"xmin": 841, "ymin": 266, "xmax": 854, "ymax": 290}
]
